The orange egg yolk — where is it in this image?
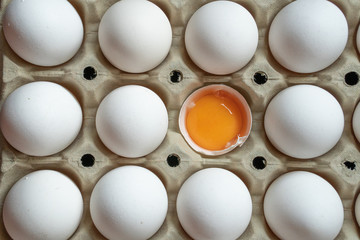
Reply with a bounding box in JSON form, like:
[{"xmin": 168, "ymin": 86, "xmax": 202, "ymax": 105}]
[{"xmin": 186, "ymin": 92, "xmax": 243, "ymax": 151}]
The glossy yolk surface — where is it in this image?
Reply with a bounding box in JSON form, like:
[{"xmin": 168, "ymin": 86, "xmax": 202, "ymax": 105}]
[{"xmin": 186, "ymin": 93, "xmax": 243, "ymax": 151}]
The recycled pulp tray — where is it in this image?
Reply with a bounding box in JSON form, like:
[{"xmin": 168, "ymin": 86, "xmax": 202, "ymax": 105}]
[{"xmin": 1, "ymin": 0, "xmax": 360, "ymax": 239}]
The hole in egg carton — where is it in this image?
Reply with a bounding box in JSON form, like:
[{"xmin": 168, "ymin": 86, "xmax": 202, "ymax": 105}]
[
  {"xmin": 167, "ymin": 154, "xmax": 180, "ymax": 167},
  {"xmin": 344, "ymin": 161, "xmax": 356, "ymax": 170},
  {"xmin": 253, "ymin": 71, "xmax": 268, "ymax": 85},
  {"xmin": 81, "ymin": 154, "xmax": 95, "ymax": 167},
  {"xmin": 169, "ymin": 70, "xmax": 183, "ymax": 83},
  {"xmin": 344, "ymin": 71, "xmax": 359, "ymax": 86},
  {"xmin": 83, "ymin": 66, "xmax": 97, "ymax": 80},
  {"xmin": 252, "ymin": 156, "xmax": 267, "ymax": 170}
]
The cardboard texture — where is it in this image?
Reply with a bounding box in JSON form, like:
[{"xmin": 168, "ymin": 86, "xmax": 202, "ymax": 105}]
[{"xmin": 0, "ymin": 0, "xmax": 360, "ymax": 239}]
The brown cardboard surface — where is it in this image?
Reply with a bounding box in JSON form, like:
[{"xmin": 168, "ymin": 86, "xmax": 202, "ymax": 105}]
[{"xmin": 1, "ymin": 0, "xmax": 360, "ymax": 239}]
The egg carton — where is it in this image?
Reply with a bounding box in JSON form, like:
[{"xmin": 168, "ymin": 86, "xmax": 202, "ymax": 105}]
[{"xmin": 1, "ymin": 0, "xmax": 360, "ymax": 239}]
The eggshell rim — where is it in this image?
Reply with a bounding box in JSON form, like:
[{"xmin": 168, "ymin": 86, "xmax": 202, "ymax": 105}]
[{"xmin": 178, "ymin": 84, "xmax": 252, "ymax": 156}]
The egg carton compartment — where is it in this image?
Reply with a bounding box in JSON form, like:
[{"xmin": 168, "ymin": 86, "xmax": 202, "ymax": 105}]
[{"xmin": 1, "ymin": 0, "xmax": 360, "ymax": 239}]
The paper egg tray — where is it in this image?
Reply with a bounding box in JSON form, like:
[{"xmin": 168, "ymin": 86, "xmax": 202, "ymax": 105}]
[{"xmin": 1, "ymin": 0, "xmax": 360, "ymax": 239}]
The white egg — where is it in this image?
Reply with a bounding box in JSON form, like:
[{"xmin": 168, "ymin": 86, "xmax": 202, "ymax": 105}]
[
  {"xmin": 3, "ymin": 170, "xmax": 83, "ymax": 240},
  {"xmin": 264, "ymin": 85, "xmax": 344, "ymax": 159},
  {"xmin": 3, "ymin": 0, "xmax": 83, "ymax": 66},
  {"xmin": 0, "ymin": 81, "xmax": 83, "ymax": 156},
  {"xmin": 269, "ymin": 0, "xmax": 348, "ymax": 73},
  {"xmin": 264, "ymin": 171, "xmax": 344, "ymax": 240},
  {"xmin": 185, "ymin": 1, "xmax": 258, "ymax": 75},
  {"xmin": 98, "ymin": 0, "xmax": 172, "ymax": 73},
  {"xmin": 96, "ymin": 85, "xmax": 168, "ymax": 158},
  {"xmin": 352, "ymin": 101, "xmax": 360, "ymax": 143},
  {"xmin": 176, "ymin": 168, "xmax": 252, "ymax": 240},
  {"xmin": 90, "ymin": 166, "xmax": 168, "ymax": 240},
  {"xmin": 357, "ymin": 25, "xmax": 360, "ymax": 54},
  {"xmin": 355, "ymin": 193, "xmax": 360, "ymax": 227}
]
